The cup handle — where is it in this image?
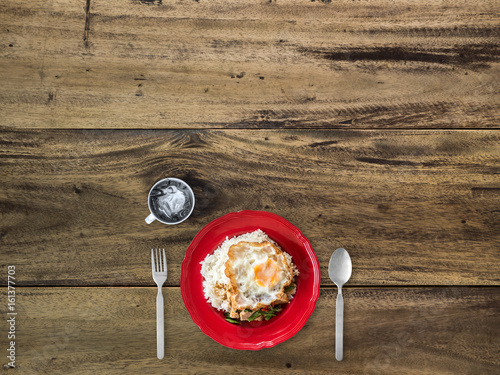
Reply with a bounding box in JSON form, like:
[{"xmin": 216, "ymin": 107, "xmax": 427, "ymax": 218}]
[{"xmin": 145, "ymin": 213, "xmax": 156, "ymax": 224}]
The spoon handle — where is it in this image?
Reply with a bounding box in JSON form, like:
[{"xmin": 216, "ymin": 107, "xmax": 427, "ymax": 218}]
[{"xmin": 336, "ymin": 289, "xmax": 343, "ymax": 361}]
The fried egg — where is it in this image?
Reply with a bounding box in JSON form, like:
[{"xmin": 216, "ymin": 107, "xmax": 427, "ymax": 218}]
[{"xmin": 224, "ymin": 241, "xmax": 295, "ymax": 310}]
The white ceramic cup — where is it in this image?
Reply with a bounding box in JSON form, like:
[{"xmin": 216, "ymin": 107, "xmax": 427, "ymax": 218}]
[{"xmin": 145, "ymin": 178, "xmax": 195, "ymax": 225}]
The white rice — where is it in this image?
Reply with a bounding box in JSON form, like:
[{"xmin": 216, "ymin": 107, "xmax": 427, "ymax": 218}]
[{"xmin": 200, "ymin": 229, "xmax": 294, "ymax": 312}]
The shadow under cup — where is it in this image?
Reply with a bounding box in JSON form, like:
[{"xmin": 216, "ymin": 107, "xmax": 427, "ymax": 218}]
[{"xmin": 146, "ymin": 178, "xmax": 195, "ymax": 225}]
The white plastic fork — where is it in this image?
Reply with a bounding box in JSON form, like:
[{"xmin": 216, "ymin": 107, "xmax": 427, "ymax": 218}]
[{"xmin": 151, "ymin": 248, "xmax": 167, "ymax": 360}]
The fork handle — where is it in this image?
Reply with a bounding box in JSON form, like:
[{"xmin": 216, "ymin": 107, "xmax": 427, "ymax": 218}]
[{"xmin": 156, "ymin": 287, "xmax": 164, "ymax": 359}]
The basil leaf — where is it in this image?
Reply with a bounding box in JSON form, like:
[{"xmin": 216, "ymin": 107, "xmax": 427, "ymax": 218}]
[
  {"xmin": 247, "ymin": 311, "xmax": 262, "ymax": 322},
  {"xmin": 285, "ymin": 285, "xmax": 296, "ymax": 293}
]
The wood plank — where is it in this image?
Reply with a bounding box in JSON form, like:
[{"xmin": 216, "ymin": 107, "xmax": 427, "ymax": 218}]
[
  {"xmin": 0, "ymin": 0, "xmax": 498, "ymax": 129},
  {"xmin": 0, "ymin": 0, "xmax": 89, "ymax": 127},
  {"xmin": 0, "ymin": 129, "xmax": 499, "ymax": 286},
  {"xmin": 0, "ymin": 287, "xmax": 498, "ymax": 374}
]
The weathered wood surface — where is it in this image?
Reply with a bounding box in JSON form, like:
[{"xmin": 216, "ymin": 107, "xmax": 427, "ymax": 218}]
[
  {"xmin": 0, "ymin": 0, "xmax": 498, "ymax": 129},
  {"xmin": 0, "ymin": 287, "xmax": 498, "ymax": 374},
  {"xmin": 1, "ymin": 129, "xmax": 499, "ymax": 286}
]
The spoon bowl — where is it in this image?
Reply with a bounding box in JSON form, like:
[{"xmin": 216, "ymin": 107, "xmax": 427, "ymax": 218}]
[{"xmin": 328, "ymin": 247, "xmax": 352, "ymax": 287}]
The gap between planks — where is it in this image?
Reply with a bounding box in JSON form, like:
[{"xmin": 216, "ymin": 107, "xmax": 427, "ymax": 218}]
[
  {"xmin": 6, "ymin": 285, "xmax": 500, "ymax": 288},
  {"xmin": 2, "ymin": 127, "xmax": 500, "ymax": 132}
]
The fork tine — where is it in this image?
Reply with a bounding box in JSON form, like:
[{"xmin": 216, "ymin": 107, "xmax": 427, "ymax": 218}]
[
  {"xmin": 163, "ymin": 248, "xmax": 167, "ymax": 274},
  {"xmin": 158, "ymin": 248, "xmax": 162, "ymax": 273},
  {"xmin": 158, "ymin": 249, "xmax": 163, "ymax": 272},
  {"xmin": 155, "ymin": 248, "xmax": 159, "ymax": 273},
  {"xmin": 151, "ymin": 249, "xmax": 155, "ymax": 274},
  {"xmin": 160, "ymin": 248, "xmax": 163, "ymax": 273}
]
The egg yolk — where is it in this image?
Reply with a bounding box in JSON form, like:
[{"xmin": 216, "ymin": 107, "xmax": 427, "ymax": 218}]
[{"xmin": 254, "ymin": 258, "xmax": 280, "ymax": 287}]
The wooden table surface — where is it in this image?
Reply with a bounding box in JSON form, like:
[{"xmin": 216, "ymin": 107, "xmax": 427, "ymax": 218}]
[{"xmin": 1, "ymin": 0, "xmax": 499, "ymax": 374}]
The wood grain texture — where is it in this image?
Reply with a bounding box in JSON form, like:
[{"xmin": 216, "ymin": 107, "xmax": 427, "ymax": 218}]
[
  {"xmin": 0, "ymin": 287, "xmax": 498, "ymax": 374},
  {"xmin": 1, "ymin": 129, "xmax": 499, "ymax": 286},
  {"xmin": 0, "ymin": 0, "xmax": 498, "ymax": 129},
  {"xmin": 1, "ymin": 1, "xmax": 498, "ymax": 373}
]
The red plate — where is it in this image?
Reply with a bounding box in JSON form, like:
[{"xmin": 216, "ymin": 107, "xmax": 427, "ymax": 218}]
[{"xmin": 181, "ymin": 210, "xmax": 320, "ymax": 350}]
